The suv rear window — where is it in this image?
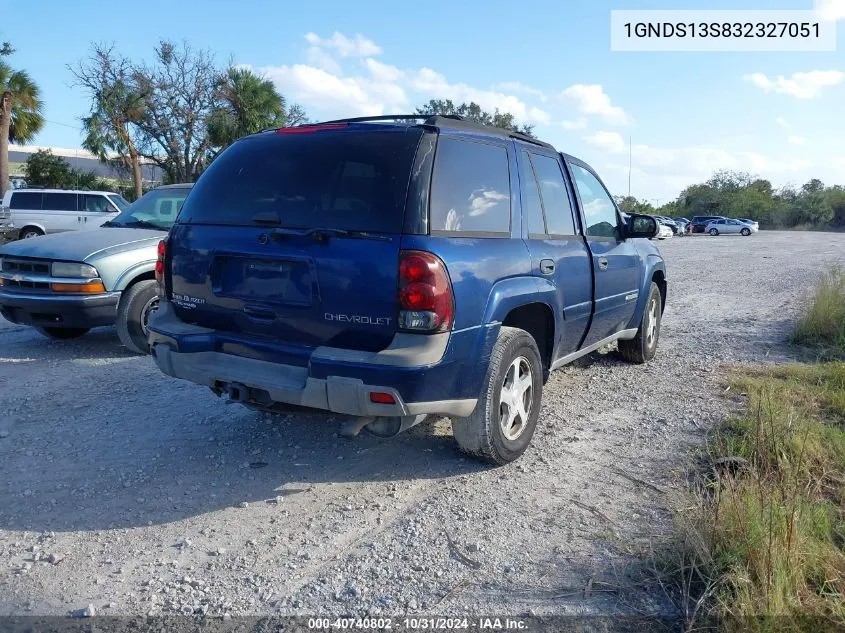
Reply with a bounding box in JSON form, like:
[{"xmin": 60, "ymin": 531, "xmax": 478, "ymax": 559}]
[{"xmin": 179, "ymin": 127, "xmax": 424, "ymax": 232}]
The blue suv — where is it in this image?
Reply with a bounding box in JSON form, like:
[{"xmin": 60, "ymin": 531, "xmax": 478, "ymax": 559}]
[{"xmin": 148, "ymin": 115, "xmax": 666, "ymax": 465}]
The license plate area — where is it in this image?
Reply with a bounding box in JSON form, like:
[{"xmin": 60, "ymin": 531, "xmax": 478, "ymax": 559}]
[{"xmin": 213, "ymin": 256, "xmax": 313, "ymax": 306}]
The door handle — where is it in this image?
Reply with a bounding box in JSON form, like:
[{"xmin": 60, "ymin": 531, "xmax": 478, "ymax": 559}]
[
  {"xmin": 539, "ymin": 259, "xmax": 555, "ymax": 275},
  {"xmin": 598, "ymin": 257, "xmax": 608, "ymax": 271},
  {"xmin": 243, "ymin": 304, "xmax": 275, "ymax": 321}
]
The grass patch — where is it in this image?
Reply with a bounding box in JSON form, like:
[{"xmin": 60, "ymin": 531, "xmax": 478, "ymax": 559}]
[
  {"xmin": 792, "ymin": 267, "xmax": 845, "ymax": 357},
  {"xmin": 660, "ymin": 363, "xmax": 845, "ymax": 631}
]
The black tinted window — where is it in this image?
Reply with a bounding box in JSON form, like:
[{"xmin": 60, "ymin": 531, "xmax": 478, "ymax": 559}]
[
  {"xmin": 518, "ymin": 152, "xmax": 545, "ymax": 236},
  {"xmin": 180, "ymin": 128, "xmax": 423, "ymax": 232},
  {"xmin": 43, "ymin": 192, "xmax": 78, "ymax": 211},
  {"xmin": 530, "ymin": 154, "xmax": 575, "ymax": 236},
  {"xmin": 9, "ymin": 192, "xmax": 43, "ymax": 210},
  {"xmin": 430, "ymin": 138, "xmax": 511, "ymax": 235}
]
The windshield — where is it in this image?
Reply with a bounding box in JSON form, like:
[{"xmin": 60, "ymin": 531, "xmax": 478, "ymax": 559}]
[
  {"xmin": 108, "ymin": 194, "xmax": 130, "ymax": 210},
  {"xmin": 179, "ymin": 127, "xmax": 423, "ymax": 232},
  {"xmin": 105, "ymin": 187, "xmax": 192, "ymax": 230}
]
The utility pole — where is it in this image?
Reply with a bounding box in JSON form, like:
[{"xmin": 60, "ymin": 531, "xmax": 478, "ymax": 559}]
[{"xmin": 627, "ymin": 135, "xmax": 632, "ymax": 197}]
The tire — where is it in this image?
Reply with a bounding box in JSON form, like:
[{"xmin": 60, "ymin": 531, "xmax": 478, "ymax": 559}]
[
  {"xmin": 741, "ymin": 228, "xmax": 751, "ymax": 236},
  {"xmin": 19, "ymin": 226, "xmax": 44, "ymax": 240},
  {"xmin": 36, "ymin": 327, "xmax": 89, "ymax": 340},
  {"xmin": 709, "ymin": 228, "xmax": 719, "ymax": 236},
  {"xmin": 452, "ymin": 326, "xmax": 543, "ymax": 466},
  {"xmin": 617, "ymin": 282, "xmax": 662, "ymax": 364},
  {"xmin": 116, "ymin": 280, "xmax": 159, "ymax": 354}
]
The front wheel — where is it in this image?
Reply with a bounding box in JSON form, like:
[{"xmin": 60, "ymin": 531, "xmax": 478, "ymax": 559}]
[
  {"xmin": 617, "ymin": 282, "xmax": 662, "ymax": 364},
  {"xmin": 709, "ymin": 228, "xmax": 719, "ymax": 236},
  {"xmin": 741, "ymin": 228, "xmax": 751, "ymax": 236},
  {"xmin": 36, "ymin": 327, "xmax": 89, "ymax": 340},
  {"xmin": 116, "ymin": 280, "xmax": 159, "ymax": 354},
  {"xmin": 19, "ymin": 226, "xmax": 44, "ymax": 240},
  {"xmin": 452, "ymin": 326, "xmax": 543, "ymax": 466}
]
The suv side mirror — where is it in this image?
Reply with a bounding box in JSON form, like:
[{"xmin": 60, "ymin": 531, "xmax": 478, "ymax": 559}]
[{"xmin": 624, "ymin": 213, "xmax": 659, "ymax": 239}]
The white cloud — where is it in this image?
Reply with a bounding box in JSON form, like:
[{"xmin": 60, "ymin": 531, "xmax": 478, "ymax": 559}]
[
  {"xmin": 305, "ymin": 47, "xmax": 342, "ymax": 75},
  {"xmin": 304, "ymin": 32, "xmax": 382, "ymax": 57},
  {"xmin": 743, "ymin": 70, "xmax": 845, "ymax": 98},
  {"xmin": 260, "ymin": 64, "xmax": 408, "ymax": 117},
  {"xmin": 560, "ymin": 117, "xmax": 588, "ymax": 130},
  {"xmin": 815, "ymin": 0, "xmax": 845, "ymax": 21},
  {"xmin": 559, "ymin": 84, "xmax": 630, "ymax": 124},
  {"xmin": 492, "ymin": 81, "xmax": 547, "ymax": 101},
  {"xmin": 583, "ymin": 131, "xmax": 626, "ymax": 153},
  {"xmin": 788, "ymin": 135, "xmax": 806, "ymax": 145},
  {"xmin": 775, "ymin": 117, "xmax": 789, "ymax": 129},
  {"xmin": 468, "ymin": 189, "xmax": 508, "ymax": 217}
]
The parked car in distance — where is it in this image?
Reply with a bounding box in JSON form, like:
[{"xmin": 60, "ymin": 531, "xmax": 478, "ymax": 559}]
[
  {"xmin": 739, "ymin": 218, "xmax": 760, "ymax": 231},
  {"xmin": 147, "ymin": 115, "xmax": 667, "ymax": 466},
  {"xmin": 672, "ymin": 217, "xmax": 690, "ymax": 233},
  {"xmin": 656, "ymin": 223, "xmax": 673, "ymax": 239},
  {"xmin": 655, "ymin": 216, "xmax": 682, "ymax": 235},
  {"xmin": 705, "ymin": 218, "xmax": 758, "ymax": 236},
  {"xmin": 0, "ymin": 204, "xmax": 14, "ymax": 244},
  {"xmin": 0, "ymin": 184, "xmax": 192, "ymax": 353},
  {"xmin": 1, "ymin": 189, "xmax": 130, "ymax": 240},
  {"xmin": 689, "ymin": 215, "xmax": 726, "ymax": 234}
]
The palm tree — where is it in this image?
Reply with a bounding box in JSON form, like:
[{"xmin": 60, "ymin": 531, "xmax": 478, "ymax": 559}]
[
  {"xmin": 0, "ymin": 61, "xmax": 45, "ymax": 197},
  {"xmin": 207, "ymin": 68, "xmax": 296, "ymax": 149}
]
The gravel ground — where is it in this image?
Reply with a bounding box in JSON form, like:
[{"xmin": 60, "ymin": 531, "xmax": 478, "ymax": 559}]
[{"xmin": 0, "ymin": 230, "xmax": 843, "ymax": 619}]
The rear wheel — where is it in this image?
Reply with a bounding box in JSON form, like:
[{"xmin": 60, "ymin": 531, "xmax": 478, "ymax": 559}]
[
  {"xmin": 452, "ymin": 326, "xmax": 543, "ymax": 466},
  {"xmin": 741, "ymin": 227, "xmax": 751, "ymax": 236},
  {"xmin": 36, "ymin": 327, "xmax": 89, "ymax": 340},
  {"xmin": 116, "ymin": 280, "xmax": 159, "ymax": 354},
  {"xmin": 19, "ymin": 226, "xmax": 44, "ymax": 240},
  {"xmin": 709, "ymin": 228, "xmax": 719, "ymax": 236},
  {"xmin": 617, "ymin": 282, "xmax": 662, "ymax": 364}
]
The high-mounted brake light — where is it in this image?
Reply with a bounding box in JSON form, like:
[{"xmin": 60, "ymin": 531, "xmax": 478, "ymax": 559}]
[
  {"xmin": 276, "ymin": 123, "xmax": 349, "ymax": 134},
  {"xmin": 397, "ymin": 251, "xmax": 454, "ymax": 333}
]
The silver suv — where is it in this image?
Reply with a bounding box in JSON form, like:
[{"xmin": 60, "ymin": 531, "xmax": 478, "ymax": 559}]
[{"xmin": 0, "ymin": 184, "xmax": 192, "ymax": 353}]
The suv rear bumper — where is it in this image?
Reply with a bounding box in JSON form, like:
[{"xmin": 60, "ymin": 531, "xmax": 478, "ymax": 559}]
[
  {"xmin": 148, "ymin": 302, "xmax": 480, "ymax": 419},
  {"xmin": 0, "ymin": 289, "xmax": 120, "ymax": 329}
]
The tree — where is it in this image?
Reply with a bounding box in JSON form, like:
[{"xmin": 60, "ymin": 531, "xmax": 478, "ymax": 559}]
[
  {"xmin": 207, "ymin": 67, "xmax": 306, "ymax": 149},
  {"xmin": 415, "ymin": 99, "xmax": 534, "ymax": 137},
  {"xmin": 614, "ymin": 195, "xmax": 655, "ymax": 215},
  {"xmin": 70, "ymin": 44, "xmax": 148, "ymax": 199},
  {"xmin": 23, "ymin": 149, "xmax": 108, "ymax": 190},
  {"xmin": 133, "ymin": 40, "xmax": 219, "ymax": 183},
  {"xmin": 0, "ymin": 55, "xmax": 45, "ymax": 196}
]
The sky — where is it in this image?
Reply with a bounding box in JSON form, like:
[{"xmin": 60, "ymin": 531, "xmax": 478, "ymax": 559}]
[{"xmin": 3, "ymin": 0, "xmax": 844, "ymax": 203}]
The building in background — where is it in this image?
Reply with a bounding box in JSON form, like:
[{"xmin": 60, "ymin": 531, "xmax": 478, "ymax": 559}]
[{"xmin": 8, "ymin": 145, "xmax": 164, "ymax": 189}]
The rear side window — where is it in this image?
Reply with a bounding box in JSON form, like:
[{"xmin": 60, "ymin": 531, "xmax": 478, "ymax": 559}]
[
  {"xmin": 180, "ymin": 128, "xmax": 424, "ymax": 232},
  {"xmin": 529, "ymin": 154, "xmax": 576, "ymax": 236},
  {"xmin": 43, "ymin": 192, "xmax": 78, "ymax": 212},
  {"xmin": 430, "ymin": 138, "xmax": 511, "ymax": 236},
  {"xmin": 9, "ymin": 192, "xmax": 43, "ymax": 210}
]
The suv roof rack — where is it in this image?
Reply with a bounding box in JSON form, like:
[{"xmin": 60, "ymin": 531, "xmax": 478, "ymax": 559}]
[{"xmin": 313, "ymin": 114, "xmax": 555, "ymax": 150}]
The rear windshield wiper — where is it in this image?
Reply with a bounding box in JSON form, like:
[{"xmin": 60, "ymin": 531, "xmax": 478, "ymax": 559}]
[{"xmin": 304, "ymin": 227, "xmax": 392, "ymax": 243}]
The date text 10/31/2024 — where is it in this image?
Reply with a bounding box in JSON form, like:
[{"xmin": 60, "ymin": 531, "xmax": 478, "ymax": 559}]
[{"xmin": 307, "ymin": 617, "xmax": 528, "ymax": 630}]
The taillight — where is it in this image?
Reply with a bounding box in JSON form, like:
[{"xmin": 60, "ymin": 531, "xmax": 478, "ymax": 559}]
[
  {"xmin": 397, "ymin": 250, "xmax": 454, "ymax": 333},
  {"xmin": 155, "ymin": 239, "xmax": 166, "ymax": 295}
]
